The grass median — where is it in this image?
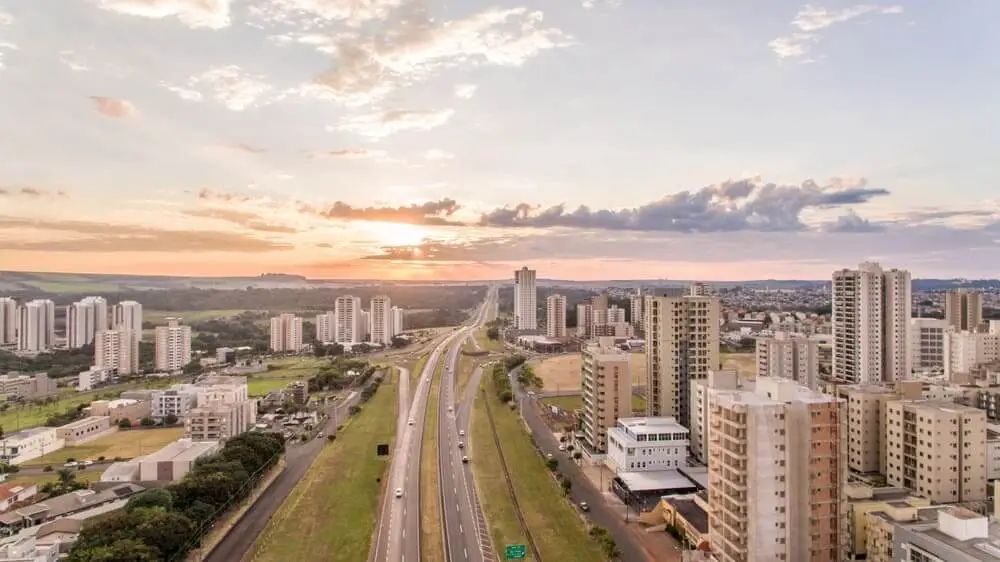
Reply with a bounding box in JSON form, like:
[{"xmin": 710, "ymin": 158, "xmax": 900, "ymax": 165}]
[
  {"xmin": 420, "ymin": 357, "xmax": 444, "ymax": 562},
  {"xmin": 250, "ymin": 371, "xmax": 398, "ymax": 562},
  {"xmin": 480, "ymin": 378, "xmax": 605, "ymax": 562}
]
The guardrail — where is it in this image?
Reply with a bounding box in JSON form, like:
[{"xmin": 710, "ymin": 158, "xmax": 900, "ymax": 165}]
[{"xmin": 482, "ymin": 386, "xmax": 543, "ymax": 561}]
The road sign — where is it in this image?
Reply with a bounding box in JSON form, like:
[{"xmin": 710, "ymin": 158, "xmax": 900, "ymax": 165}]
[{"xmin": 504, "ymin": 544, "xmax": 526, "ymax": 560}]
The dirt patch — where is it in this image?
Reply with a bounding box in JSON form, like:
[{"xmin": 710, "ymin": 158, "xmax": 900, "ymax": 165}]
[
  {"xmin": 532, "ymin": 352, "xmax": 647, "ymax": 391},
  {"xmin": 721, "ymin": 352, "xmax": 756, "ymax": 377}
]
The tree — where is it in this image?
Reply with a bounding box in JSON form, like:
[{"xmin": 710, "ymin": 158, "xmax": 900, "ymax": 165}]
[
  {"xmin": 546, "ymin": 458, "xmax": 558, "ymax": 471},
  {"xmin": 69, "ymin": 538, "xmax": 160, "ymax": 562},
  {"xmin": 164, "ymin": 413, "xmax": 179, "ymax": 426},
  {"xmin": 126, "ymin": 488, "xmax": 174, "ymax": 512},
  {"xmin": 139, "ymin": 417, "xmax": 156, "ymax": 427},
  {"xmin": 118, "ymin": 418, "xmax": 132, "ymax": 429},
  {"xmin": 486, "ymin": 327, "xmax": 499, "ymax": 340}
]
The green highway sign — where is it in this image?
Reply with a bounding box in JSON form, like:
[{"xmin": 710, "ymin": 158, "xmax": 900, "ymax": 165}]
[{"xmin": 505, "ymin": 544, "xmax": 526, "ymax": 560}]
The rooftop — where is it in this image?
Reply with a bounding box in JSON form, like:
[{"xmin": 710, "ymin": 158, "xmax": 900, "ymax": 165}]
[
  {"xmin": 616, "ymin": 470, "xmax": 700, "ymax": 493},
  {"xmin": 3, "ymin": 428, "xmax": 54, "ymax": 441},
  {"xmin": 663, "ymin": 496, "xmax": 708, "ymax": 534},
  {"xmin": 140, "ymin": 439, "xmax": 219, "ymax": 463},
  {"xmin": 58, "ymin": 416, "xmax": 109, "ymax": 430},
  {"xmin": 93, "ymin": 399, "xmax": 139, "ymax": 409},
  {"xmin": 616, "ymin": 417, "xmax": 687, "ymax": 434},
  {"xmin": 0, "ymin": 483, "xmax": 34, "ymax": 502},
  {"xmin": 0, "ymin": 484, "xmax": 143, "ymax": 526}
]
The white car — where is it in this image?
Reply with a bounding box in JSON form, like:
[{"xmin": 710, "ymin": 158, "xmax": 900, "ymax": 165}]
[
  {"xmin": 408, "ymin": 419, "xmax": 414, "ymax": 426},
  {"xmin": 459, "ymin": 430, "xmax": 465, "ymax": 437},
  {"xmin": 558, "ymin": 444, "xmax": 567, "ymax": 452},
  {"xmin": 457, "ymin": 442, "xmax": 465, "ymax": 449},
  {"xmin": 63, "ymin": 461, "xmax": 77, "ymax": 468},
  {"xmin": 395, "ymin": 488, "xmax": 404, "ymax": 498}
]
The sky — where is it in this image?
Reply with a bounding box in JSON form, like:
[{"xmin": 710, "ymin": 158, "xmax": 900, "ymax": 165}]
[{"xmin": 1, "ymin": 0, "xmax": 999, "ymax": 281}]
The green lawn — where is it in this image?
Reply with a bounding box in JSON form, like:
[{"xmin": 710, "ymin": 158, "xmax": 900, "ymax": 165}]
[
  {"xmin": 542, "ymin": 393, "xmax": 646, "ymax": 415},
  {"xmin": 482, "ymin": 381, "xmax": 604, "ymax": 562},
  {"xmin": 474, "ymin": 327, "xmax": 504, "ymax": 353},
  {"xmin": 14, "ymin": 468, "xmax": 103, "ymax": 486},
  {"xmin": 245, "ymin": 358, "xmax": 328, "ymax": 397},
  {"xmin": 420, "ymin": 359, "xmax": 444, "ymax": 562},
  {"xmin": 251, "ymin": 370, "xmax": 398, "ymax": 562},
  {"xmin": 22, "ymin": 428, "xmax": 185, "ymax": 467}
]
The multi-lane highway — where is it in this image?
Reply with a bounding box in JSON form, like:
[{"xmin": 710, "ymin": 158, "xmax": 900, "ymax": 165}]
[{"xmin": 372, "ymin": 287, "xmax": 496, "ymax": 562}]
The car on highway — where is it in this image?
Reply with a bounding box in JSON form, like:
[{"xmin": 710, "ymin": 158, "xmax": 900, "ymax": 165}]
[
  {"xmin": 458, "ymin": 430, "xmax": 465, "ymax": 437},
  {"xmin": 408, "ymin": 418, "xmax": 414, "ymax": 425},
  {"xmin": 457, "ymin": 442, "xmax": 465, "ymax": 449},
  {"xmin": 579, "ymin": 502, "xmax": 590, "ymax": 512},
  {"xmin": 394, "ymin": 488, "xmax": 404, "ymax": 498},
  {"xmin": 462, "ymin": 456, "xmax": 469, "ymax": 463},
  {"xmin": 447, "ymin": 406, "xmax": 453, "ymax": 412},
  {"xmin": 64, "ymin": 461, "xmax": 77, "ymax": 468}
]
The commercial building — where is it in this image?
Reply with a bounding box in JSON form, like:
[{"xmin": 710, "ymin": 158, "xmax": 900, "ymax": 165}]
[
  {"xmin": 843, "ymin": 484, "xmax": 929, "ymax": 561},
  {"xmin": 606, "ymin": 417, "xmax": 688, "ymax": 472},
  {"xmin": 892, "ymin": 506, "xmax": 1000, "ymax": 562},
  {"xmin": 885, "ymin": 400, "xmax": 987, "ymax": 503},
  {"xmin": 112, "ymin": 300, "xmax": 143, "ymax": 340},
  {"xmin": 947, "ymin": 289, "xmax": 983, "ymax": 332},
  {"xmin": 910, "ymin": 317, "xmax": 948, "ymax": 372},
  {"xmin": 93, "ymin": 329, "xmax": 139, "ymax": 375},
  {"xmin": 513, "ymin": 266, "xmax": 537, "ymax": 331},
  {"xmin": 269, "ymin": 313, "xmax": 303, "ymax": 353},
  {"xmin": 755, "ymin": 331, "xmax": 820, "ymax": 389},
  {"xmin": 836, "ymin": 383, "xmax": 921, "ymax": 477},
  {"xmin": 154, "ymin": 318, "xmax": 191, "ymax": 372},
  {"xmin": 100, "ymin": 438, "xmax": 221, "ymax": 483},
  {"xmin": 580, "ymin": 337, "xmax": 631, "ymax": 454},
  {"xmin": 0, "ymin": 429, "xmax": 64, "ymax": 465},
  {"xmin": 688, "ymin": 369, "xmax": 750, "ymax": 465},
  {"xmin": 545, "ymin": 294, "xmax": 567, "ymax": 338},
  {"xmin": 643, "ymin": 286, "xmax": 721, "ymax": 424},
  {"xmin": 0, "ymin": 298, "xmax": 15, "ymax": 346},
  {"xmin": 0, "ymin": 373, "xmax": 57, "ymax": 400},
  {"xmin": 334, "ymin": 295, "xmax": 363, "ymax": 345},
  {"xmin": 369, "ymin": 295, "xmax": 393, "ymax": 345},
  {"xmin": 832, "ymin": 261, "xmax": 912, "ymax": 384},
  {"xmin": 216, "ymin": 347, "xmax": 236, "ymax": 364},
  {"xmin": 15, "ymin": 300, "xmax": 55, "ymax": 352},
  {"xmin": 945, "ymin": 329, "xmax": 1000, "ymax": 380},
  {"xmin": 0, "ymin": 483, "xmax": 38, "ymax": 513},
  {"xmin": 89, "ymin": 399, "xmax": 151, "ymax": 424},
  {"xmin": 55, "ymin": 416, "xmax": 112, "ymax": 445},
  {"xmin": 707, "ymin": 378, "xmax": 845, "ymax": 562}
]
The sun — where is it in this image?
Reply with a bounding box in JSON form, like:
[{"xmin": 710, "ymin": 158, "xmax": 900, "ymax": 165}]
[{"xmin": 377, "ymin": 222, "xmax": 428, "ymax": 246}]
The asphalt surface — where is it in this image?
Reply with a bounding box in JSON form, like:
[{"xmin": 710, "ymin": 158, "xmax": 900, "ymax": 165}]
[
  {"xmin": 509, "ymin": 370, "xmax": 655, "ymax": 562},
  {"xmin": 203, "ymin": 389, "xmax": 363, "ymax": 562}
]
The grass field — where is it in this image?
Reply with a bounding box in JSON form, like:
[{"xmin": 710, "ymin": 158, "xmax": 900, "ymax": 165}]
[
  {"xmin": 14, "ymin": 468, "xmax": 103, "ymax": 486},
  {"xmin": 542, "ymin": 393, "xmax": 646, "ymax": 415},
  {"xmin": 470, "ymin": 388, "xmax": 532, "ymax": 560},
  {"xmin": 480, "ymin": 380, "xmax": 604, "ymax": 562},
  {"xmin": 721, "ymin": 352, "xmax": 756, "ymax": 377},
  {"xmin": 246, "ymin": 357, "xmax": 328, "ymax": 397},
  {"xmin": 251, "ymin": 370, "xmax": 398, "ymax": 562},
  {"xmin": 22, "ymin": 428, "xmax": 186, "ymax": 467},
  {"xmin": 457, "ymin": 336, "xmax": 485, "ymax": 397},
  {"xmin": 420, "ymin": 359, "xmax": 444, "ymax": 562},
  {"xmin": 474, "ymin": 327, "xmax": 504, "ymax": 354}
]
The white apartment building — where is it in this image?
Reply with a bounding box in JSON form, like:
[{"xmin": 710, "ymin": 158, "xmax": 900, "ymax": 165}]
[
  {"xmin": 334, "ymin": 295, "xmax": 363, "ymax": 345},
  {"xmin": 946, "ymin": 289, "xmax": 983, "ymax": 332},
  {"xmin": 607, "ymin": 306, "xmax": 626, "ymax": 324},
  {"xmin": 513, "ymin": 266, "xmax": 537, "ymax": 331},
  {"xmin": 629, "ymin": 291, "xmax": 644, "ymax": 334},
  {"xmin": 392, "ymin": 306, "xmax": 403, "ymax": 336},
  {"xmin": 359, "ymin": 309, "xmax": 370, "ymax": 341},
  {"xmin": 644, "ymin": 286, "xmax": 721, "ymax": 424},
  {"xmin": 112, "ymin": 300, "xmax": 143, "ymax": 341},
  {"xmin": 269, "ymin": 313, "xmax": 303, "ymax": 353},
  {"xmin": 708, "ymin": 378, "xmax": 845, "ymax": 562},
  {"xmin": 580, "ymin": 337, "xmax": 631, "ymax": 454},
  {"xmin": 545, "ymin": 294, "xmax": 567, "ymax": 338},
  {"xmin": 576, "ymin": 303, "xmax": 593, "ymax": 338},
  {"xmin": 16, "ymin": 299, "xmax": 55, "ymax": 352},
  {"xmin": 78, "ymin": 366, "xmax": 114, "ymax": 391},
  {"xmin": 155, "ymin": 318, "xmax": 191, "ymax": 372},
  {"xmin": 0, "ymin": 297, "xmax": 15, "ymax": 345},
  {"xmin": 184, "ymin": 376, "xmax": 257, "ymax": 442},
  {"xmin": 885, "ymin": 400, "xmax": 987, "ymax": 504},
  {"xmin": 910, "ymin": 317, "xmax": 948, "ymax": 373},
  {"xmin": 369, "ymin": 295, "xmax": 393, "ymax": 345},
  {"xmin": 755, "ymin": 332, "xmax": 820, "ymax": 389},
  {"xmin": 832, "ymin": 262, "xmax": 912, "ymax": 385},
  {"xmin": 94, "ymin": 329, "xmax": 139, "ymax": 375},
  {"xmin": 315, "ymin": 312, "xmax": 334, "ymax": 344},
  {"xmin": 689, "ymin": 369, "xmax": 749, "ymax": 465},
  {"xmin": 150, "ymin": 387, "xmax": 199, "ymax": 420},
  {"xmin": 606, "ymin": 417, "xmax": 688, "ymax": 473},
  {"xmin": 66, "ymin": 296, "xmax": 108, "ymax": 349},
  {"xmin": 945, "ymin": 330, "xmax": 1000, "ymax": 380}
]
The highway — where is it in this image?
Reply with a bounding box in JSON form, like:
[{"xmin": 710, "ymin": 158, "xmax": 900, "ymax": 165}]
[{"xmin": 437, "ymin": 290, "xmax": 496, "ymax": 562}]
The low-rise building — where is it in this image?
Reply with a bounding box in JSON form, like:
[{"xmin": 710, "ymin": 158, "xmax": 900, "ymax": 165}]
[
  {"xmin": 289, "ymin": 381, "xmax": 308, "ymax": 405},
  {"xmin": 55, "ymin": 417, "xmax": 112, "ymax": 446},
  {"xmin": 660, "ymin": 492, "xmax": 709, "ymax": 550},
  {"xmin": 216, "ymin": 347, "xmax": 236, "ymax": 364},
  {"xmin": 0, "ymin": 373, "xmax": 57, "ymax": 400},
  {"xmin": 844, "ymin": 483, "xmax": 930, "ymax": 561},
  {"xmin": 76, "ymin": 367, "xmax": 114, "ymax": 392},
  {"xmin": 0, "ymin": 535, "xmax": 58, "ymax": 561},
  {"xmin": 100, "ymin": 439, "xmax": 220, "ymax": 483},
  {"xmin": 185, "ymin": 401, "xmax": 256, "ymax": 442},
  {"xmin": 0, "ymin": 484, "xmax": 144, "ymax": 532},
  {"xmin": 149, "ymin": 387, "xmax": 199, "ymax": 420},
  {"xmin": 0, "ymin": 429, "xmax": 63, "ymax": 465},
  {"xmin": 606, "ymin": 417, "xmax": 688, "ymax": 473},
  {"xmin": 866, "ymin": 505, "xmax": 950, "ymax": 562},
  {"xmin": 892, "ymin": 506, "xmax": 1000, "ymax": 562},
  {"xmin": 88, "ymin": 399, "xmax": 151, "ymax": 424},
  {"xmin": 0, "ymin": 483, "xmax": 37, "ymax": 513}
]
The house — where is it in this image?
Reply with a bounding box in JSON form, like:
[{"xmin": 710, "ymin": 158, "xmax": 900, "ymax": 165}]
[
  {"xmin": 0, "ymin": 484, "xmax": 144, "ymax": 531},
  {"xmin": 0, "ymin": 483, "xmax": 37, "ymax": 513}
]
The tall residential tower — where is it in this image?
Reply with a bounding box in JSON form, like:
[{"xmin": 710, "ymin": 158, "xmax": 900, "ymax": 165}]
[{"xmin": 513, "ymin": 267, "xmax": 537, "ymax": 331}]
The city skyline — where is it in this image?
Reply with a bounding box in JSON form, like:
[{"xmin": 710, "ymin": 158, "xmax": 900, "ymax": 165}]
[{"xmin": 2, "ymin": 1, "xmax": 1000, "ymax": 280}]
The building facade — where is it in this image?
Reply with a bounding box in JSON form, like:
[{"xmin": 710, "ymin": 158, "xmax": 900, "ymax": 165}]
[
  {"xmin": 154, "ymin": 318, "xmax": 191, "ymax": 372},
  {"xmin": 909, "ymin": 317, "xmax": 948, "ymax": 373},
  {"xmin": 15, "ymin": 300, "xmax": 55, "ymax": 352},
  {"xmin": 513, "ymin": 267, "xmax": 537, "ymax": 331},
  {"xmin": 946, "ymin": 290, "xmax": 983, "ymax": 332},
  {"xmin": 755, "ymin": 332, "xmax": 820, "ymax": 389},
  {"xmin": 0, "ymin": 297, "xmax": 15, "ymax": 346},
  {"xmin": 66, "ymin": 296, "xmax": 108, "ymax": 349},
  {"xmin": 545, "ymin": 294, "xmax": 567, "ymax": 338},
  {"xmin": 334, "ymin": 295, "xmax": 362, "ymax": 345},
  {"xmin": 689, "ymin": 369, "xmax": 748, "ymax": 465},
  {"xmin": 112, "ymin": 301, "xmax": 143, "ymax": 341},
  {"xmin": 94, "ymin": 329, "xmax": 139, "ymax": 375},
  {"xmin": 269, "ymin": 313, "xmax": 303, "ymax": 353},
  {"xmin": 944, "ymin": 330, "xmax": 1000, "ymax": 380},
  {"xmin": 606, "ymin": 417, "xmax": 688, "ymax": 472},
  {"xmin": 580, "ymin": 337, "xmax": 631, "ymax": 454},
  {"xmin": 369, "ymin": 295, "xmax": 393, "ymax": 345}
]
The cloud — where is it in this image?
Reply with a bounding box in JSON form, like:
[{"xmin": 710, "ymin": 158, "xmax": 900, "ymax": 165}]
[
  {"xmin": 91, "ymin": 96, "xmax": 137, "ymax": 118},
  {"xmin": 316, "ymin": 242, "xmax": 333, "ymax": 248},
  {"xmin": 183, "ymin": 208, "xmax": 297, "ymax": 233},
  {"xmin": 165, "ymin": 66, "xmax": 274, "ymax": 111},
  {"xmin": 308, "ymin": 148, "xmax": 384, "ymax": 159},
  {"xmin": 822, "ymin": 210, "xmax": 884, "ymax": 233},
  {"xmin": 197, "ymin": 188, "xmax": 259, "ymax": 203},
  {"xmin": 296, "ymin": 6, "xmax": 572, "ymax": 107},
  {"xmin": 59, "ymin": 50, "xmax": 90, "ymax": 72},
  {"xmin": 249, "ymin": 0, "xmax": 404, "ymax": 28},
  {"xmin": 454, "ymin": 84, "xmax": 478, "ymax": 99},
  {"xmin": 422, "ymin": 149, "xmax": 455, "ymax": 161},
  {"xmin": 318, "ymin": 199, "xmax": 463, "ymax": 226},
  {"xmin": 0, "ymin": 187, "xmax": 69, "ymax": 199},
  {"xmin": 581, "ymin": 0, "xmax": 623, "ymax": 9},
  {"xmin": 0, "ymin": 216, "xmax": 290, "ymax": 253},
  {"xmin": 477, "ymin": 177, "xmax": 889, "ymax": 233},
  {"xmin": 770, "ymin": 4, "xmax": 904, "ymax": 61},
  {"xmin": 334, "ymin": 109, "xmax": 455, "ymax": 139},
  {"xmin": 229, "ymin": 143, "xmax": 265, "ymax": 153},
  {"xmin": 0, "ymin": 11, "xmax": 14, "ymax": 71},
  {"xmin": 93, "ymin": 0, "xmax": 234, "ymax": 29}
]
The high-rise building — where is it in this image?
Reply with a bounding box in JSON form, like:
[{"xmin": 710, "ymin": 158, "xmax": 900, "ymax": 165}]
[
  {"xmin": 391, "ymin": 306, "xmax": 404, "ymax": 336},
  {"xmin": 315, "ymin": 312, "xmax": 334, "ymax": 344},
  {"xmin": 334, "ymin": 295, "xmax": 362, "ymax": 344},
  {"xmin": 835, "ymin": 383, "xmax": 921, "ymax": 477},
  {"xmin": 369, "ymin": 295, "xmax": 393, "ymax": 345},
  {"xmin": 580, "ymin": 337, "xmax": 631, "ymax": 454},
  {"xmin": 885, "ymin": 400, "xmax": 987, "ymax": 503},
  {"xmin": 95, "ymin": 329, "xmax": 139, "ymax": 375},
  {"xmin": 644, "ymin": 286, "xmax": 721, "ymax": 424},
  {"xmin": 16, "ymin": 299, "xmax": 55, "ymax": 352},
  {"xmin": 269, "ymin": 313, "xmax": 302, "ymax": 353},
  {"xmin": 576, "ymin": 303, "xmax": 593, "ymax": 338},
  {"xmin": 707, "ymin": 378, "xmax": 845, "ymax": 562},
  {"xmin": 545, "ymin": 294, "xmax": 566, "ymax": 338},
  {"xmin": 607, "ymin": 305, "xmax": 626, "ymax": 324},
  {"xmin": 112, "ymin": 301, "xmax": 144, "ymax": 341},
  {"xmin": 909, "ymin": 317, "xmax": 948, "ymax": 372},
  {"xmin": 0, "ymin": 297, "xmax": 15, "ymax": 345},
  {"xmin": 944, "ymin": 330, "xmax": 1000, "ymax": 380},
  {"xmin": 832, "ymin": 262, "xmax": 912, "ymax": 385},
  {"xmin": 359, "ymin": 310, "xmax": 370, "ymax": 342},
  {"xmin": 66, "ymin": 296, "xmax": 108, "ymax": 349},
  {"xmin": 755, "ymin": 332, "xmax": 820, "ymax": 389},
  {"xmin": 155, "ymin": 318, "xmax": 192, "ymax": 372},
  {"xmin": 629, "ymin": 291, "xmax": 644, "ymax": 334},
  {"xmin": 945, "ymin": 289, "xmax": 983, "ymax": 332},
  {"xmin": 513, "ymin": 267, "xmax": 537, "ymax": 331}
]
